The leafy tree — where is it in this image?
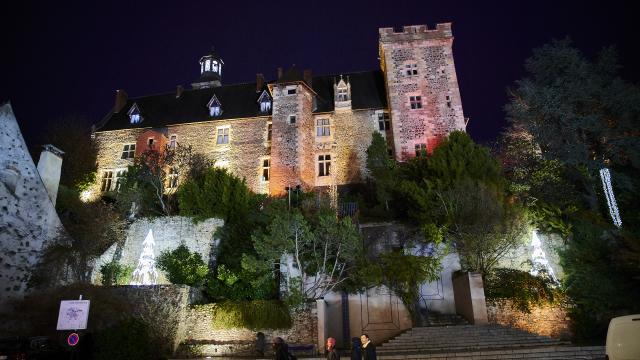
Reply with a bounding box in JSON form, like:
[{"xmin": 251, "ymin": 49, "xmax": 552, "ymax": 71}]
[
  {"xmin": 100, "ymin": 261, "xmax": 133, "ymax": 286},
  {"xmin": 205, "ymin": 264, "xmax": 276, "ymax": 301},
  {"xmin": 366, "ymin": 131, "xmax": 396, "ymax": 211},
  {"xmin": 485, "ymin": 268, "xmax": 559, "ymax": 313},
  {"xmin": 245, "ymin": 207, "xmax": 362, "ymax": 307},
  {"xmin": 157, "ymin": 245, "xmax": 209, "ymax": 287}
]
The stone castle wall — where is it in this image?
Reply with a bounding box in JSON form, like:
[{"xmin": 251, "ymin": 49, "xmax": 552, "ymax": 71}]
[
  {"xmin": 487, "ymin": 299, "xmax": 571, "ymax": 339},
  {"xmin": 0, "ymin": 103, "xmax": 63, "ymax": 306},
  {"xmin": 379, "ymin": 24, "xmax": 466, "ymax": 160}
]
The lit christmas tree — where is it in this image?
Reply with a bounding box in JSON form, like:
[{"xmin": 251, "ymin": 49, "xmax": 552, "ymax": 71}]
[{"xmin": 130, "ymin": 229, "xmax": 159, "ymax": 285}]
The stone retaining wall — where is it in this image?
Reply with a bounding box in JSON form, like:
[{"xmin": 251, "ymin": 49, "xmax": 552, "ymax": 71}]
[{"xmin": 487, "ymin": 299, "xmax": 571, "ymax": 339}]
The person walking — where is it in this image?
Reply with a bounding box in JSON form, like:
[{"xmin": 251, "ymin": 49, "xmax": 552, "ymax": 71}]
[
  {"xmin": 350, "ymin": 337, "xmax": 361, "ymax": 360},
  {"xmin": 272, "ymin": 337, "xmax": 289, "ymax": 360},
  {"xmin": 360, "ymin": 334, "xmax": 377, "ymax": 360},
  {"xmin": 326, "ymin": 337, "xmax": 340, "ymax": 360}
]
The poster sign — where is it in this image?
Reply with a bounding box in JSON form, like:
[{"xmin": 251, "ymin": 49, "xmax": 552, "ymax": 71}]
[{"xmin": 56, "ymin": 300, "xmax": 90, "ymax": 330}]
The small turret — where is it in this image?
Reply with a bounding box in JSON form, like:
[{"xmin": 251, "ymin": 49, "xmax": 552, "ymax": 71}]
[{"xmin": 192, "ymin": 46, "xmax": 224, "ymax": 89}]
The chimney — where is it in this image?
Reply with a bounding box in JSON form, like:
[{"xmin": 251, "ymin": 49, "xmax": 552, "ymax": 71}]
[
  {"xmin": 303, "ymin": 69, "xmax": 312, "ymax": 86},
  {"xmin": 114, "ymin": 89, "xmax": 128, "ymax": 113},
  {"xmin": 256, "ymin": 73, "xmax": 265, "ymax": 92},
  {"xmin": 176, "ymin": 85, "xmax": 184, "ymax": 98},
  {"xmin": 36, "ymin": 144, "xmax": 64, "ymax": 206},
  {"xmin": 277, "ymin": 67, "xmax": 283, "ymax": 80}
]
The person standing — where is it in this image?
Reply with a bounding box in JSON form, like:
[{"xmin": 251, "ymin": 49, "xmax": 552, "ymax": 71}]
[
  {"xmin": 326, "ymin": 337, "xmax": 340, "ymax": 360},
  {"xmin": 360, "ymin": 334, "xmax": 376, "ymax": 360},
  {"xmin": 272, "ymin": 337, "xmax": 289, "ymax": 360},
  {"xmin": 350, "ymin": 337, "xmax": 361, "ymax": 360}
]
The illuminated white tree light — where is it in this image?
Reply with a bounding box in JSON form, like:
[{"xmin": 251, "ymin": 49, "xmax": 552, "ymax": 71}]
[
  {"xmin": 530, "ymin": 230, "xmax": 558, "ymax": 283},
  {"xmin": 599, "ymin": 168, "xmax": 622, "ymax": 228},
  {"xmin": 130, "ymin": 229, "xmax": 159, "ymax": 285}
]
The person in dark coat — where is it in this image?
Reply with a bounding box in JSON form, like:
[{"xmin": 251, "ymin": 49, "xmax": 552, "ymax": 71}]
[
  {"xmin": 272, "ymin": 336, "xmax": 289, "ymax": 360},
  {"xmin": 360, "ymin": 334, "xmax": 377, "ymax": 360},
  {"xmin": 350, "ymin": 337, "xmax": 361, "ymax": 360},
  {"xmin": 326, "ymin": 337, "xmax": 339, "ymax": 360}
]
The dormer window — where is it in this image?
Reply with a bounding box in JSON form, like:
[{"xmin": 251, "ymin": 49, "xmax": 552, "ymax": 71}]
[
  {"xmin": 337, "ymin": 88, "xmax": 348, "ymax": 102},
  {"xmin": 258, "ymin": 90, "xmax": 272, "ymax": 113},
  {"xmin": 334, "ymin": 76, "xmax": 351, "ymax": 108},
  {"xmin": 207, "ymin": 94, "xmax": 222, "ymax": 117},
  {"xmin": 128, "ymin": 104, "xmax": 142, "ymax": 124}
]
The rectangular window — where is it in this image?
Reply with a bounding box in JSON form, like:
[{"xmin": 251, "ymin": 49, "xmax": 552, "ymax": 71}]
[
  {"xmin": 169, "ymin": 135, "xmax": 177, "ymax": 149},
  {"xmin": 114, "ymin": 170, "xmax": 127, "ymax": 191},
  {"xmin": 100, "ymin": 171, "xmax": 113, "ymax": 192},
  {"xmin": 262, "ymin": 159, "xmax": 270, "ymax": 181},
  {"xmin": 260, "ymin": 100, "xmax": 271, "ymax": 112},
  {"xmin": 216, "ymin": 127, "xmax": 229, "ymax": 144},
  {"xmin": 286, "ymin": 86, "xmax": 297, "ymax": 95},
  {"xmin": 318, "ymin": 154, "xmax": 331, "ymax": 177},
  {"xmin": 267, "ymin": 123, "xmax": 272, "ymax": 141},
  {"xmin": 446, "ymin": 95, "xmax": 452, "ymax": 108},
  {"xmin": 410, "ymin": 96, "xmax": 422, "ymax": 109},
  {"xmin": 168, "ymin": 168, "xmax": 179, "ymax": 189},
  {"xmin": 147, "ymin": 138, "xmax": 155, "ymax": 148},
  {"xmin": 288, "ymin": 115, "xmax": 296, "ymax": 124},
  {"xmin": 377, "ymin": 112, "xmax": 390, "ymax": 131},
  {"xmin": 209, "ymin": 105, "xmax": 221, "ymax": 117},
  {"xmin": 405, "ymin": 63, "xmax": 418, "ymax": 76},
  {"xmin": 121, "ymin": 144, "xmax": 136, "ymax": 159},
  {"xmin": 415, "ymin": 143, "xmax": 427, "ymax": 157},
  {"xmin": 337, "ymin": 88, "xmax": 348, "ymax": 101},
  {"xmin": 316, "ymin": 118, "xmax": 330, "ymax": 137}
]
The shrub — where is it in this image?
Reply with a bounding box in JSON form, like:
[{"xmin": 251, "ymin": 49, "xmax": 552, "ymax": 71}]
[
  {"xmin": 484, "ymin": 267, "xmax": 558, "ymax": 313},
  {"xmin": 211, "ymin": 300, "xmax": 291, "ymax": 329},
  {"xmin": 94, "ymin": 318, "xmax": 153, "ymax": 360},
  {"xmin": 157, "ymin": 245, "xmax": 209, "ymax": 287},
  {"xmin": 100, "ymin": 261, "xmax": 133, "ymax": 286}
]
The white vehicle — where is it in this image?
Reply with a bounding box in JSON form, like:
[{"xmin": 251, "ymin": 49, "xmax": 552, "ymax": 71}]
[{"xmin": 606, "ymin": 314, "xmax": 640, "ymax": 360}]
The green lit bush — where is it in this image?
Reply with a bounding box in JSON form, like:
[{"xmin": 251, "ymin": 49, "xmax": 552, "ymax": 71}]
[
  {"xmin": 99, "ymin": 261, "xmax": 133, "ymax": 286},
  {"xmin": 484, "ymin": 267, "xmax": 559, "ymax": 313},
  {"xmin": 211, "ymin": 300, "xmax": 291, "ymax": 329},
  {"xmin": 157, "ymin": 245, "xmax": 209, "ymax": 287}
]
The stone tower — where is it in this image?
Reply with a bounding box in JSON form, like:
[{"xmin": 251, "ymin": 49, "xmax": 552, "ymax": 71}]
[
  {"xmin": 268, "ymin": 68, "xmax": 316, "ymax": 196},
  {"xmin": 378, "ymin": 23, "xmax": 466, "ymax": 161}
]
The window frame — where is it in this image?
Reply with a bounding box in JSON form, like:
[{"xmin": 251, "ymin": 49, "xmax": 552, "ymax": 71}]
[
  {"xmin": 415, "ymin": 143, "xmax": 427, "ymax": 157},
  {"xmin": 410, "ymin": 95, "xmax": 423, "ymax": 109},
  {"xmin": 121, "ymin": 144, "xmax": 136, "ymax": 159},
  {"xmin": 169, "ymin": 135, "xmax": 177, "ymax": 149},
  {"xmin": 377, "ymin": 112, "xmax": 390, "ymax": 131},
  {"xmin": 100, "ymin": 170, "xmax": 114, "ymax": 192},
  {"xmin": 286, "ymin": 86, "xmax": 297, "ymax": 95},
  {"xmin": 262, "ymin": 158, "xmax": 270, "ymax": 182},
  {"xmin": 405, "ymin": 63, "xmax": 418, "ymax": 76},
  {"xmin": 318, "ymin": 154, "xmax": 331, "ymax": 177},
  {"xmin": 216, "ymin": 126, "xmax": 230, "ymax": 145},
  {"xmin": 316, "ymin": 118, "xmax": 330, "ymax": 137},
  {"xmin": 288, "ymin": 115, "xmax": 297, "ymax": 125}
]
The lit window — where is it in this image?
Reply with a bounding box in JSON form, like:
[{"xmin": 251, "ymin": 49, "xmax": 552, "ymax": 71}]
[
  {"xmin": 100, "ymin": 171, "xmax": 113, "ymax": 192},
  {"xmin": 316, "ymin": 118, "xmax": 330, "ymax": 137},
  {"xmin": 405, "ymin": 63, "xmax": 418, "ymax": 76},
  {"xmin": 216, "ymin": 127, "xmax": 229, "ymax": 144},
  {"xmin": 115, "ymin": 170, "xmax": 127, "ymax": 191},
  {"xmin": 169, "ymin": 135, "xmax": 177, "ymax": 149},
  {"xmin": 378, "ymin": 112, "xmax": 390, "ymax": 131},
  {"xmin": 267, "ymin": 123, "xmax": 272, "ymax": 141},
  {"xmin": 128, "ymin": 104, "xmax": 142, "ymax": 124},
  {"xmin": 262, "ymin": 159, "xmax": 270, "ymax": 181},
  {"xmin": 288, "ymin": 115, "xmax": 296, "ymax": 124},
  {"xmin": 212, "ymin": 61, "xmax": 218, "ymax": 73},
  {"xmin": 337, "ymin": 88, "xmax": 348, "ymax": 102},
  {"xmin": 318, "ymin": 154, "xmax": 331, "ymax": 177},
  {"xmin": 410, "ymin": 96, "xmax": 422, "ymax": 109},
  {"xmin": 121, "ymin": 144, "xmax": 136, "ymax": 159},
  {"xmin": 261, "ymin": 100, "xmax": 271, "ymax": 112},
  {"xmin": 208, "ymin": 95, "xmax": 222, "ymax": 117},
  {"xmin": 168, "ymin": 167, "xmax": 179, "ymax": 189},
  {"xmin": 415, "ymin": 143, "xmax": 427, "ymax": 157},
  {"xmin": 205, "ymin": 59, "xmax": 211, "ymax": 71}
]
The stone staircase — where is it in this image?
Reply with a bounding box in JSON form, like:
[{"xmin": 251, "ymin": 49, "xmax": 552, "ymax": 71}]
[
  {"xmin": 376, "ymin": 325, "xmax": 604, "ymax": 359},
  {"xmin": 425, "ymin": 314, "xmax": 469, "ymax": 327}
]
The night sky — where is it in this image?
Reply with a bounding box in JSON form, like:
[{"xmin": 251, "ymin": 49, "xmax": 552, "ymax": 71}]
[{"xmin": 2, "ymin": 0, "xmax": 637, "ymax": 151}]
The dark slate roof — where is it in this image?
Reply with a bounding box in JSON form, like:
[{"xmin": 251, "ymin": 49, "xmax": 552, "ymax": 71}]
[{"xmin": 97, "ymin": 70, "xmax": 387, "ymax": 132}]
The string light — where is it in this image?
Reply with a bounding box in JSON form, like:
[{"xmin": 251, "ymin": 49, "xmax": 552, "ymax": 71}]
[{"xmin": 599, "ymin": 168, "xmax": 622, "ymax": 228}]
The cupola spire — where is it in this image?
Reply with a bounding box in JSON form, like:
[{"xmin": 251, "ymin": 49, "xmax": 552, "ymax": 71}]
[{"xmin": 192, "ymin": 46, "xmax": 224, "ymax": 89}]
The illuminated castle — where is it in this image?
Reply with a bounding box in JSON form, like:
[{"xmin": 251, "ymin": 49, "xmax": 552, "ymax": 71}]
[{"xmin": 92, "ymin": 24, "xmax": 466, "ymax": 196}]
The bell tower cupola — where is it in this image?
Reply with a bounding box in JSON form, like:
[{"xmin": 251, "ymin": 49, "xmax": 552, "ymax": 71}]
[{"xmin": 192, "ymin": 46, "xmax": 224, "ymax": 89}]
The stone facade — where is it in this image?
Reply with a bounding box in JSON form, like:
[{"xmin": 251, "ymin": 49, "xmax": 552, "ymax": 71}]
[
  {"xmin": 91, "ymin": 216, "xmax": 223, "ymax": 284},
  {"xmin": 179, "ymin": 303, "xmax": 318, "ymax": 357},
  {"xmin": 93, "ymin": 23, "xmax": 467, "ymax": 196},
  {"xmin": 487, "ymin": 299, "xmax": 571, "ymax": 339},
  {"xmin": 379, "ymin": 24, "xmax": 466, "ymax": 160},
  {"xmin": 0, "ymin": 103, "xmax": 64, "ymax": 307}
]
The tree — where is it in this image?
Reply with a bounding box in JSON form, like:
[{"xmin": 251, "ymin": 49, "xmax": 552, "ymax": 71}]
[
  {"xmin": 156, "ymin": 245, "xmax": 209, "ymax": 287},
  {"xmin": 245, "ymin": 208, "xmax": 362, "ymax": 306},
  {"xmin": 117, "ymin": 144, "xmax": 209, "ymax": 217},
  {"xmin": 366, "ymin": 131, "xmax": 396, "ymax": 211}
]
